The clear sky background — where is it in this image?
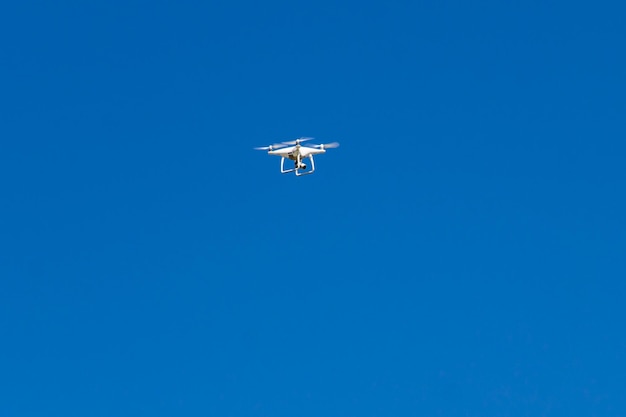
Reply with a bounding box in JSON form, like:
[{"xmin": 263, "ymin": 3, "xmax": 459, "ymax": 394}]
[{"xmin": 1, "ymin": 1, "xmax": 625, "ymax": 416}]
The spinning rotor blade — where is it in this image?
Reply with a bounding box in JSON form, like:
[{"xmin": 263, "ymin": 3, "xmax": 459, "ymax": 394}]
[
  {"xmin": 281, "ymin": 137, "xmax": 314, "ymax": 146},
  {"xmin": 312, "ymin": 142, "xmax": 340, "ymax": 149},
  {"xmin": 254, "ymin": 143, "xmax": 287, "ymax": 151}
]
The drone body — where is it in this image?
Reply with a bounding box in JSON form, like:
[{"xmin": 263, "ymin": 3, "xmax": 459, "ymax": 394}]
[{"xmin": 254, "ymin": 137, "xmax": 339, "ymax": 176}]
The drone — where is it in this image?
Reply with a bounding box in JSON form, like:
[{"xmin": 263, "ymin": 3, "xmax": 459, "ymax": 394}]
[{"xmin": 254, "ymin": 137, "xmax": 339, "ymax": 176}]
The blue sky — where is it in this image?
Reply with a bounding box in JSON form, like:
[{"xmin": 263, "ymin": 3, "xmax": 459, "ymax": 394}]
[{"xmin": 1, "ymin": 1, "xmax": 625, "ymax": 415}]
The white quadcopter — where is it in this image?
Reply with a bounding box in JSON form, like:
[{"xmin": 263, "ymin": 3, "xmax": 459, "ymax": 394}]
[{"xmin": 254, "ymin": 137, "xmax": 339, "ymax": 176}]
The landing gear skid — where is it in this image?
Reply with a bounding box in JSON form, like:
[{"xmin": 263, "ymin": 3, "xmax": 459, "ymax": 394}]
[{"xmin": 281, "ymin": 156, "xmax": 316, "ymax": 176}]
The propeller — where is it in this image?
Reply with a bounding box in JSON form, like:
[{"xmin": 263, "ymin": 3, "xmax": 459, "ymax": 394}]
[
  {"xmin": 253, "ymin": 143, "xmax": 286, "ymax": 151},
  {"xmin": 311, "ymin": 142, "xmax": 340, "ymax": 149},
  {"xmin": 281, "ymin": 137, "xmax": 314, "ymax": 146}
]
